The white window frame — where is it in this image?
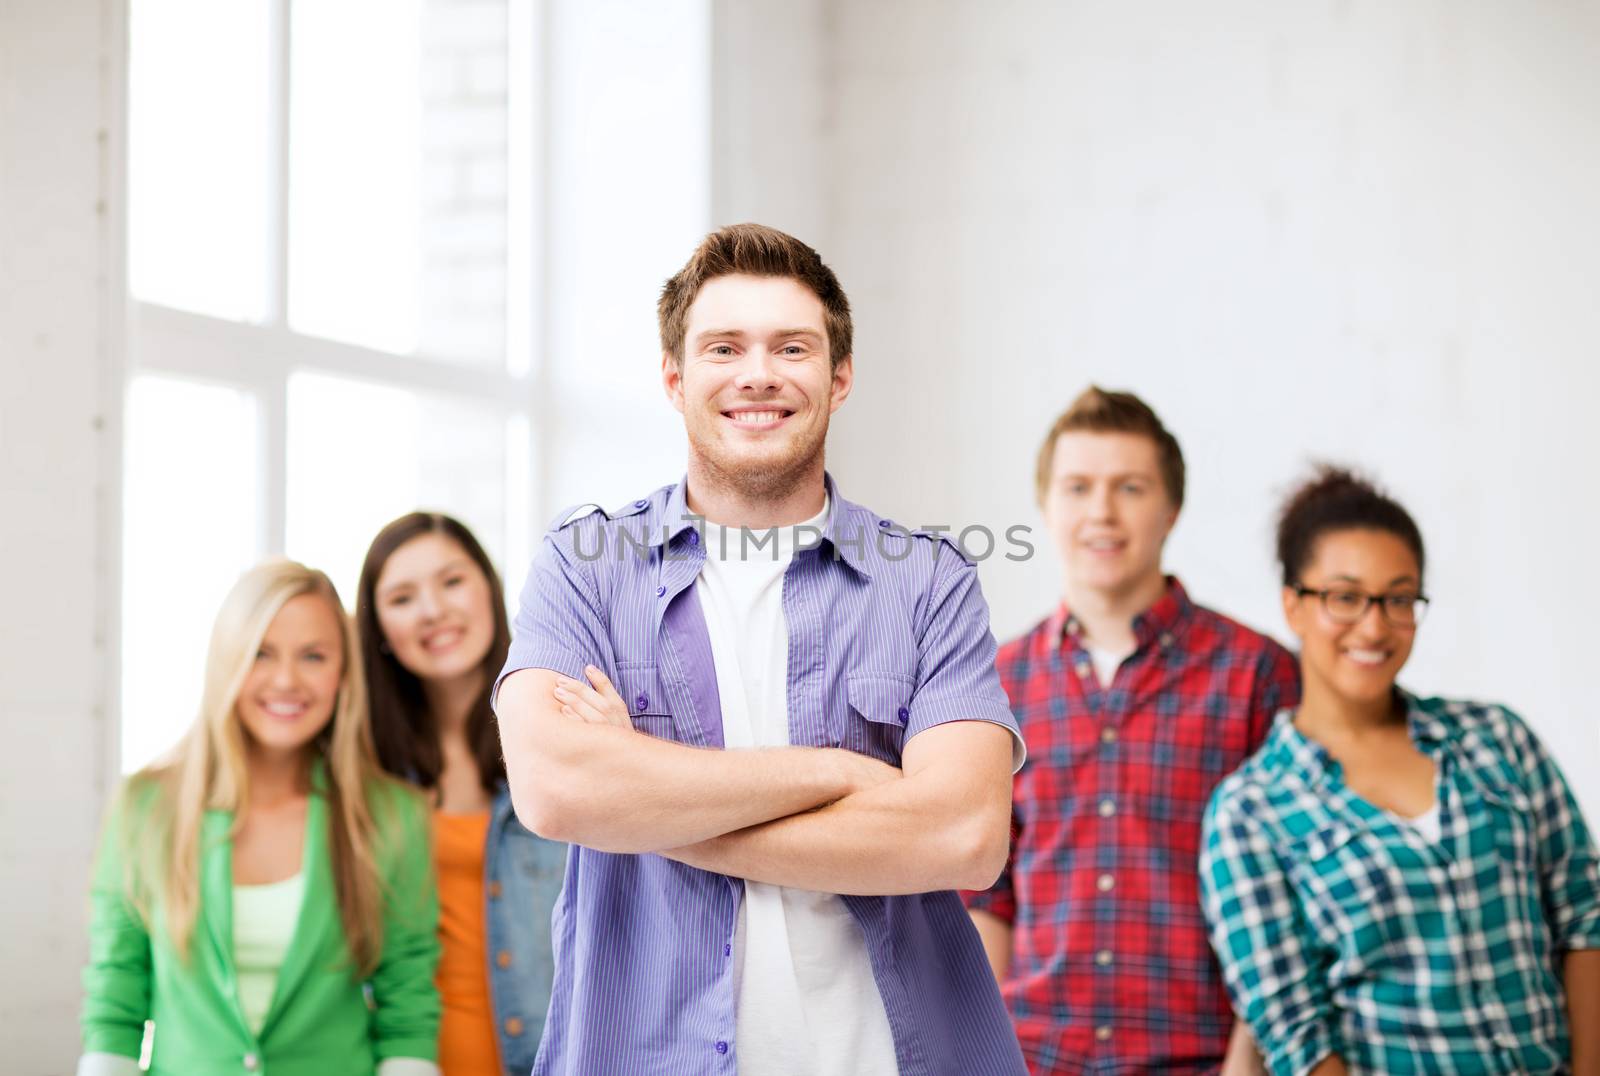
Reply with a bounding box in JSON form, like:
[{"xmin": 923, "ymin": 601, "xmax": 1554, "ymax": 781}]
[{"xmin": 127, "ymin": 0, "xmax": 546, "ymax": 570}]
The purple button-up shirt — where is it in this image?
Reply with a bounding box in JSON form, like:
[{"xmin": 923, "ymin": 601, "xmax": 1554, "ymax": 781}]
[{"xmin": 496, "ymin": 474, "xmax": 1027, "ymax": 1076}]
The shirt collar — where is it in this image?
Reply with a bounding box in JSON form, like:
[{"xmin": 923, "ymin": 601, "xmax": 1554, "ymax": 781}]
[
  {"xmin": 651, "ymin": 479, "xmax": 700, "ymax": 549},
  {"xmin": 1054, "ymin": 576, "xmax": 1193, "ymax": 651},
  {"xmin": 648, "ymin": 472, "xmax": 871, "ymax": 578},
  {"xmin": 1266, "ymin": 687, "xmax": 1450, "ymax": 788}
]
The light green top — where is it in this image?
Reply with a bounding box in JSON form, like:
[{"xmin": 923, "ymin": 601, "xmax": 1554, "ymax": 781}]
[{"xmin": 233, "ymin": 871, "xmax": 306, "ymax": 1035}]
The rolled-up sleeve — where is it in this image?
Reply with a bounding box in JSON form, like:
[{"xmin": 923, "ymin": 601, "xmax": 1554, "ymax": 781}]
[
  {"xmin": 494, "ymin": 521, "xmax": 614, "ymax": 707},
  {"xmin": 906, "ymin": 551, "xmax": 1025, "ymax": 772},
  {"xmin": 1501, "ymin": 707, "xmax": 1600, "ymax": 950},
  {"xmin": 1200, "ymin": 789, "xmax": 1340, "ymax": 1076}
]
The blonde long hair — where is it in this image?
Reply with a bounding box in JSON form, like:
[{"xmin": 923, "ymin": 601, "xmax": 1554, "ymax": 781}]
[{"xmin": 126, "ymin": 558, "xmax": 392, "ymax": 976}]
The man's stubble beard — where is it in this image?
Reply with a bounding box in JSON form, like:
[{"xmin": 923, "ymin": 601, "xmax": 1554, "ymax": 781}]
[{"xmin": 691, "ymin": 411, "xmax": 829, "ymax": 503}]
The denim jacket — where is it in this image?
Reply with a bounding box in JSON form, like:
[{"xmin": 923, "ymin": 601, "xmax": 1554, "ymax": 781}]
[{"xmin": 485, "ymin": 782, "xmax": 567, "ymax": 1074}]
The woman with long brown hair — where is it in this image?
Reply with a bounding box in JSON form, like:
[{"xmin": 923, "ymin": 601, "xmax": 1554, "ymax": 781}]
[
  {"xmin": 357, "ymin": 513, "xmax": 565, "ymax": 1076},
  {"xmin": 78, "ymin": 559, "xmax": 439, "ymax": 1076}
]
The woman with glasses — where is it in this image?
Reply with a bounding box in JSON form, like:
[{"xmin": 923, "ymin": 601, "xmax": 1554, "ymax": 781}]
[{"xmin": 1200, "ymin": 466, "xmax": 1600, "ymax": 1075}]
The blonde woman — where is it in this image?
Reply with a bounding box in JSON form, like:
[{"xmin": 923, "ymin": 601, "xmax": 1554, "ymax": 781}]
[{"xmin": 78, "ymin": 559, "xmax": 441, "ymax": 1076}]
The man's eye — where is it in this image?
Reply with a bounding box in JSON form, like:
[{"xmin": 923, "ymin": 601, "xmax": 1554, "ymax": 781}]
[
  {"xmin": 709, "ymin": 345, "xmax": 735, "ymax": 357},
  {"xmin": 1120, "ymin": 483, "xmax": 1144, "ymax": 495}
]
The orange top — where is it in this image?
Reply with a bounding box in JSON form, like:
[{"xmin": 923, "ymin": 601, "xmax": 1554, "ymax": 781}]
[{"xmin": 433, "ymin": 810, "xmax": 501, "ymax": 1076}]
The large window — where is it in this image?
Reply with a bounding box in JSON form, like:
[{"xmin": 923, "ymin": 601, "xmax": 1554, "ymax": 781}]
[{"xmin": 123, "ymin": 0, "xmax": 537, "ymax": 772}]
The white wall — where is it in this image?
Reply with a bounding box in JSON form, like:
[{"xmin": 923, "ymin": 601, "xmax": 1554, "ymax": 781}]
[
  {"xmin": 719, "ymin": 1, "xmax": 1600, "ymax": 821},
  {"xmin": 536, "ymin": 0, "xmax": 711, "ymax": 520},
  {"xmin": 0, "ymin": 0, "xmax": 123, "ymax": 1071}
]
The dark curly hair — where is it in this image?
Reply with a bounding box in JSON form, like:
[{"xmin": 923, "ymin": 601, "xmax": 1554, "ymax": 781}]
[{"xmin": 1276, "ymin": 466, "xmax": 1425, "ymax": 587}]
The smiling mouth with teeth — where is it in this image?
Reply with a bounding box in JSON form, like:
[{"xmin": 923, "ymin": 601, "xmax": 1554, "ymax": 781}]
[{"xmin": 724, "ymin": 409, "xmax": 793, "ymax": 426}]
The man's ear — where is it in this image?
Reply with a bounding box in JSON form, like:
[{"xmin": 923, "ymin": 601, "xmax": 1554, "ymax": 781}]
[
  {"xmin": 829, "ymin": 354, "xmax": 854, "ymax": 413},
  {"xmin": 662, "ymin": 351, "xmax": 685, "ymax": 414}
]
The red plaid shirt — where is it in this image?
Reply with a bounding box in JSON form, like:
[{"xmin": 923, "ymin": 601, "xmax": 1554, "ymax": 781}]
[{"xmin": 965, "ymin": 578, "xmax": 1300, "ymax": 1074}]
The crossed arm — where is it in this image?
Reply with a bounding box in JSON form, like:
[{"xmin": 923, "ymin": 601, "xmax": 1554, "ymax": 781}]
[{"xmin": 495, "ymin": 666, "xmax": 1013, "ymax": 894}]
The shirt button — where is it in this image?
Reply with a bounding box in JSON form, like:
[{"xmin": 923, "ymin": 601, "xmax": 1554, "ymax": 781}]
[
  {"xmin": 505, "ymin": 1017, "xmax": 524, "ymax": 1036},
  {"xmin": 1095, "ymin": 1026, "xmax": 1112, "ymax": 1042},
  {"xmin": 1097, "ymin": 873, "xmax": 1115, "ymax": 892},
  {"xmin": 724, "ymin": 943, "xmax": 731, "ymax": 957},
  {"xmin": 896, "ymin": 706, "xmax": 909, "ymax": 722},
  {"xmin": 715, "ymin": 1040, "xmax": 729, "ymax": 1054},
  {"xmin": 488, "ymin": 880, "xmax": 502, "ymax": 899},
  {"xmin": 1159, "ymin": 632, "xmax": 1174, "ymax": 648},
  {"xmin": 655, "ymin": 584, "xmax": 666, "ymax": 597},
  {"xmin": 1095, "ymin": 949, "xmax": 1113, "ymax": 966},
  {"xmin": 496, "ymin": 950, "xmax": 512, "ymax": 969},
  {"xmin": 634, "ymin": 499, "xmax": 647, "ymax": 508},
  {"xmin": 1074, "ymin": 660, "xmax": 1091, "ymax": 678},
  {"xmin": 1100, "ymin": 727, "xmax": 1117, "ymax": 744},
  {"xmin": 243, "ymin": 1054, "xmax": 260, "ymax": 1072},
  {"xmin": 635, "ymin": 694, "xmax": 649, "ymax": 711},
  {"xmin": 1098, "ymin": 799, "xmax": 1116, "ymax": 817},
  {"xmin": 688, "ymin": 530, "xmax": 700, "ymax": 546},
  {"xmin": 878, "ymin": 519, "xmax": 891, "ymax": 528}
]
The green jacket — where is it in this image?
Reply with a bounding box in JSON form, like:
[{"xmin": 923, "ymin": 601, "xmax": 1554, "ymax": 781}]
[{"xmin": 81, "ymin": 769, "xmax": 440, "ymax": 1076}]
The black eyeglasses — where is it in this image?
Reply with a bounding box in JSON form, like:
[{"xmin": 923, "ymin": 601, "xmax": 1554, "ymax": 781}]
[{"xmin": 1293, "ymin": 585, "xmax": 1430, "ymax": 627}]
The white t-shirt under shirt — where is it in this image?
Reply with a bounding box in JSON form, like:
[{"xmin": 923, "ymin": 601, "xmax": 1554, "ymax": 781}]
[
  {"xmin": 1085, "ymin": 645, "xmax": 1131, "ymax": 689},
  {"xmin": 1390, "ymin": 801, "xmax": 1442, "ymax": 842},
  {"xmin": 694, "ymin": 498, "xmax": 900, "ymax": 1076}
]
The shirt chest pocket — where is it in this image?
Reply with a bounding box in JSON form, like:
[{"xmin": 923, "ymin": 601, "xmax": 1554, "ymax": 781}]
[
  {"xmin": 1288, "ymin": 821, "xmax": 1410, "ymax": 960},
  {"xmin": 841, "ymin": 675, "xmax": 912, "ymax": 763},
  {"xmin": 1471, "ymin": 769, "xmax": 1536, "ymax": 870},
  {"xmin": 615, "ymin": 663, "xmax": 677, "ymax": 741}
]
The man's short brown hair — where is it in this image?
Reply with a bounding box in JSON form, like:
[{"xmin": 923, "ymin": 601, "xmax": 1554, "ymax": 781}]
[
  {"xmin": 1034, "ymin": 386, "xmax": 1186, "ymax": 508},
  {"xmin": 657, "ymin": 223, "xmax": 853, "ymax": 369}
]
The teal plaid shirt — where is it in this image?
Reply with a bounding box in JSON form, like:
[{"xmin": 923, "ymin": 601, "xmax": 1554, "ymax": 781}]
[{"xmin": 1200, "ymin": 693, "xmax": 1600, "ymax": 1075}]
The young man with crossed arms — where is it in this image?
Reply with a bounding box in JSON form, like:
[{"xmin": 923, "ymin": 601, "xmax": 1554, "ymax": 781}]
[{"xmin": 495, "ymin": 223, "xmax": 1028, "ymax": 1075}]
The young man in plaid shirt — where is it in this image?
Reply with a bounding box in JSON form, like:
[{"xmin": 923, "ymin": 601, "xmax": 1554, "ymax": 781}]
[{"xmin": 965, "ymin": 387, "xmax": 1300, "ymax": 1074}]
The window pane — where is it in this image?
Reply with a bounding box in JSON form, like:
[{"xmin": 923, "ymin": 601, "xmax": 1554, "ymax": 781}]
[
  {"xmin": 288, "ymin": 0, "xmax": 509, "ymax": 367},
  {"xmin": 122, "ymin": 376, "xmax": 261, "ymax": 773},
  {"xmin": 128, "ymin": 0, "xmax": 272, "ymax": 321},
  {"xmin": 285, "ymin": 371, "xmax": 510, "ymax": 601}
]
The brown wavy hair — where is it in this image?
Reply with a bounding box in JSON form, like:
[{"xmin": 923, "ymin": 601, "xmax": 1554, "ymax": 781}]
[
  {"xmin": 1034, "ymin": 385, "xmax": 1186, "ymax": 509},
  {"xmin": 356, "ymin": 512, "xmax": 510, "ymax": 798},
  {"xmin": 657, "ymin": 222, "xmax": 853, "ymax": 370}
]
